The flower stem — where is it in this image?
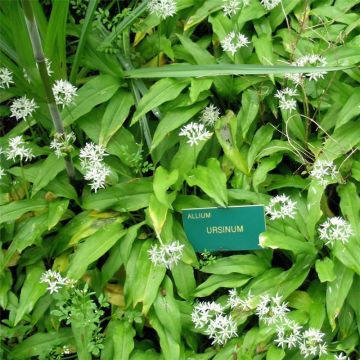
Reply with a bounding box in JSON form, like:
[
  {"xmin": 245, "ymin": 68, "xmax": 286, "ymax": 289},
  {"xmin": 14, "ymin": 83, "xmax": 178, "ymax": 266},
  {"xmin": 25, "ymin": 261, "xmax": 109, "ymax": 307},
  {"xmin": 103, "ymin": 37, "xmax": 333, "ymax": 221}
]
[
  {"xmin": 21, "ymin": 0, "xmax": 76, "ymax": 183},
  {"xmin": 20, "ymin": 160, "xmax": 29, "ymax": 199}
]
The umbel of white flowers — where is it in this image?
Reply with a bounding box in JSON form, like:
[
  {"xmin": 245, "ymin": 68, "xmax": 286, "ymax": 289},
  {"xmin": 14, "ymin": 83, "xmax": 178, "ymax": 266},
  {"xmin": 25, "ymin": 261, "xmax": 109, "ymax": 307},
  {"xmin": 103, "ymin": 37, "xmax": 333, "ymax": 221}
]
[
  {"xmin": 52, "ymin": 79, "xmax": 78, "ymax": 108},
  {"xmin": 10, "ymin": 95, "xmax": 38, "ymax": 121},
  {"xmin": 147, "ymin": 0, "xmax": 176, "ymax": 19},
  {"xmin": 275, "ymin": 87, "xmax": 298, "ymax": 112},
  {"xmin": 265, "ymin": 194, "xmax": 297, "ymax": 220},
  {"xmin": 79, "ymin": 142, "xmax": 110, "ymax": 192},
  {"xmin": 40, "ymin": 269, "xmax": 76, "ymax": 294},
  {"xmin": 179, "ymin": 122, "xmax": 213, "ymax": 146},
  {"xmin": 148, "ymin": 240, "xmax": 184, "ymax": 269},
  {"xmin": 221, "ymin": 31, "xmax": 250, "ymax": 55},
  {"xmin": 6, "ymin": 136, "xmax": 35, "ymax": 162},
  {"xmin": 200, "ymin": 104, "xmax": 220, "ymax": 128},
  {"xmin": 221, "ymin": 0, "xmax": 250, "ymax": 18},
  {"xmin": 0, "ymin": 67, "xmax": 14, "ymax": 88},
  {"xmin": 318, "ymin": 216, "xmax": 353, "ymax": 246},
  {"xmin": 310, "ymin": 159, "xmax": 339, "ymax": 186},
  {"xmin": 50, "ymin": 132, "xmax": 76, "ymax": 158},
  {"xmin": 261, "ymin": 0, "xmax": 282, "ymax": 10}
]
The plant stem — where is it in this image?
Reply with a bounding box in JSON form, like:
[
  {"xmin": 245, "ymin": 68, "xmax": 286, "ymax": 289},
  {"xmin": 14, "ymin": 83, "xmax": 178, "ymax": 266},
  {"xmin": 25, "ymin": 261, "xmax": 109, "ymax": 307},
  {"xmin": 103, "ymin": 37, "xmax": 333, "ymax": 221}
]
[
  {"xmin": 20, "ymin": 160, "xmax": 29, "ymax": 199},
  {"xmin": 21, "ymin": 0, "xmax": 76, "ymax": 183}
]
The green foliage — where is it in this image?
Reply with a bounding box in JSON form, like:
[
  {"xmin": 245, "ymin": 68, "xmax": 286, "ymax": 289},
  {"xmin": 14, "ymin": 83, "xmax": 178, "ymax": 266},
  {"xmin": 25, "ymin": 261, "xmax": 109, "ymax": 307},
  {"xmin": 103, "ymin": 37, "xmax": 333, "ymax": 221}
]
[{"xmin": 0, "ymin": 0, "xmax": 359, "ymax": 359}]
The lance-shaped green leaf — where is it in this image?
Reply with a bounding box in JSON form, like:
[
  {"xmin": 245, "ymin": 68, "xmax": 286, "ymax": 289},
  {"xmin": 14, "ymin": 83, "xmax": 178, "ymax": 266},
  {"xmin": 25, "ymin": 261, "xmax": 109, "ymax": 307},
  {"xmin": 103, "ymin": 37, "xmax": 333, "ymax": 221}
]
[
  {"xmin": 124, "ymin": 64, "xmax": 348, "ymax": 78},
  {"xmin": 215, "ymin": 111, "xmax": 249, "ymax": 175},
  {"xmin": 31, "ymin": 153, "xmax": 65, "ymax": 196},
  {"xmin": 131, "ymin": 78, "xmax": 190, "ymax": 125},
  {"xmin": 99, "ymin": 90, "xmax": 134, "ymax": 146},
  {"xmin": 153, "ymin": 167, "xmax": 178, "ymax": 209},
  {"xmin": 15, "ymin": 262, "xmax": 47, "ymax": 325},
  {"xmin": 131, "ymin": 240, "xmax": 166, "ymax": 314},
  {"xmin": 148, "ymin": 194, "xmax": 168, "ymax": 237},
  {"xmin": 186, "ymin": 158, "xmax": 228, "ymax": 207},
  {"xmin": 326, "ymin": 259, "xmax": 354, "ymax": 330},
  {"xmin": 306, "ymin": 181, "xmax": 324, "ymax": 240},
  {"xmin": 111, "ymin": 320, "xmax": 136, "ymax": 360},
  {"xmin": 0, "ymin": 198, "xmax": 48, "ymax": 224},
  {"xmin": 62, "ymin": 75, "xmax": 121, "ymax": 126},
  {"xmin": 67, "ymin": 221, "xmax": 126, "ymax": 280},
  {"xmin": 315, "ymin": 257, "xmax": 336, "ymax": 283},
  {"xmin": 171, "ymin": 262, "xmax": 196, "ymax": 300}
]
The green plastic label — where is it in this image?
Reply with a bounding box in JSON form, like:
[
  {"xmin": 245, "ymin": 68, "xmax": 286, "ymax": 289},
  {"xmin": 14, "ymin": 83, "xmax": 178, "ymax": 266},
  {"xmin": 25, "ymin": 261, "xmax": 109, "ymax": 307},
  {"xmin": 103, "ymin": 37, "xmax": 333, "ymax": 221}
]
[{"xmin": 182, "ymin": 205, "xmax": 266, "ymax": 252}]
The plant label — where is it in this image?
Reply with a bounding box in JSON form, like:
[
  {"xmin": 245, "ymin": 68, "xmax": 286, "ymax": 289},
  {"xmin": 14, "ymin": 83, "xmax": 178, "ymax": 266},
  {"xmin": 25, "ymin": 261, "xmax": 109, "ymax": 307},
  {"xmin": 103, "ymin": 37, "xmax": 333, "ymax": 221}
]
[{"xmin": 182, "ymin": 205, "xmax": 266, "ymax": 252}]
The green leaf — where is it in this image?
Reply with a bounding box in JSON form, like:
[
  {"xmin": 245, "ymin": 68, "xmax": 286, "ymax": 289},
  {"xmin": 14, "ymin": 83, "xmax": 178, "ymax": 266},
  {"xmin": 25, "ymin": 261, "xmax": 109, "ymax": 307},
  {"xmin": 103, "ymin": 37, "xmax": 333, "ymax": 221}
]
[
  {"xmin": 151, "ymin": 100, "xmax": 206, "ymax": 151},
  {"xmin": 201, "ymin": 254, "xmax": 269, "ymax": 277},
  {"xmin": 153, "ymin": 167, "xmax": 178, "ymax": 208},
  {"xmin": 14, "ymin": 263, "xmax": 47, "ymax": 325},
  {"xmin": 315, "ymin": 257, "xmax": 336, "ymax": 283},
  {"xmin": 238, "ymin": 90, "xmax": 260, "ymax": 140},
  {"xmin": 171, "ymin": 262, "xmax": 196, "ymax": 300},
  {"xmin": 131, "ymin": 240, "xmax": 166, "ymax": 314},
  {"xmin": 326, "ymin": 259, "xmax": 354, "ymax": 330},
  {"xmin": 124, "ymin": 64, "xmax": 348, "ymax": 78},
  {"xmin": 306, "ymin": 182, "xmax": 324, "ymax": 240},
  {"xmin": 82, "ymin": 178, "xmax": 153, "ymax": 211},
  {"xmin": 99, "ymin": 90, "xmax": 134, "ymax": 146},
  {"xmin": 62, "ymin": 75, "xmax": 121, "ymax": 126},
  {"xmin": 31, "ymin": 153, "xmax": 65, "ymax": 196},
  {"xmin": 0, "ymin": 199, "xmax": 48, "ymax": 224},
  {"xmin": 186, "ymin": 158, "xmax": 228, "ymax": 207},
  {"xmin": 266, "ymin": 345, "xmax": 285, "ymax": 360},
  {"xmin": 131, "ymin": 78, "xmax": 190, "ymax": 125},
  {"xmin": 148, "ymin": 194, "xmax": 168, "ymax": 237},
  {"xmin": 189, "ymin": 78, "xmax": 213, "ymax": 102},
  {"xmin": 47, "ymin": 199, "xmax": 69, "ymax": 230},
  {"xmin": 112, "ymin": 320, "xmax": 136, "ymax": 360},
  {"xmin": 194, "ymin": 274, "xmax": 250, "ymax": 297},
  {"xmin": 9, "ymin": 329, "xmax": 73, "ymax": 359},
  {"xmin": 67, "ymin": 221, "xmax": 126, "ymax": 280}
]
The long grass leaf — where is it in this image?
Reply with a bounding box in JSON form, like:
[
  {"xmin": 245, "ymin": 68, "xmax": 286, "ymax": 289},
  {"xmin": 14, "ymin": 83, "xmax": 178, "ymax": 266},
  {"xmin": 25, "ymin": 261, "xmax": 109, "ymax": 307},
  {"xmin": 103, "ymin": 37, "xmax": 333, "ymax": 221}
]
[
  {"xmin": 124, "ymin": 64, "xmax": 349, "ymax": 78},
  {"xmin": 69, "ymin": 0, "xmax": 99, "ymax": 83}
]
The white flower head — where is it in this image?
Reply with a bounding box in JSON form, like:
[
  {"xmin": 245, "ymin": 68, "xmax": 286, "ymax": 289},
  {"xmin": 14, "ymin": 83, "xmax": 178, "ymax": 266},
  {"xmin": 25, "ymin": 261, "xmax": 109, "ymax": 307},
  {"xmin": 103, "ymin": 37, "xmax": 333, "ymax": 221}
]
[
  {"xmin": 222, "ymin": 0, "xmax": 244, "ymax": 17},
  {"xmin": 265, "ymin": 194, "xmax": 297, "ymax": 220},
  {"xmin": 286, "ymin": 55, "xmax": 327, "ymax": 85},
  {"xmin": 310, "ymin": 159, "xmax": 339, "ymax": 186},
  {"xmin": 10, "ymin": 96, "xmax": 38, "ymax": 120},
  {"xmin": 318, "ymin": 217, "xmax": 353, "ymax": 246},
  {"xmin": 179, "ymin": 122, "xmax": 213, "ymax": 146},
  {"xmin": 275, "ymin": 87, "xmax": 297, "ymax": 112},
  {"xmin": 40, "ymin": 269, "xmax": 76, "ymax": 294},
  {"xmin": 275, "ymin": 318, "xmax": 302, "ymax": 349},
  {"xmin": 148, "ymin": 0, "xmax": 176, "ymax": 19},
  {"xmin": 79, "ymin": 142, "xmax": 109, "ymax": 192},
  {"xmin": 200, "ymin": 104, "xmax": 220, "ymax": 127},
  {"xmin": 6, "ymin": 136, "xmax": 35, "ymax": 162},
  {"xmin": 52, "ymin": 79, "xmax": 77, "ymax": 108},
  {"xmin": 205, "ymin": 314, "xmax": 238, "ymax": 345},
  {"xmin": 50, "ymin": 132, "xmax": 76, "ymax": 158},
  {"xmin": 0, "ymin": 166, "xmax": 6, "ymax": 180},
  {"xmin": 299, "ymin": 328, "xmax": 327, "ymax": 358},
  {"xmin": 227, "ymin": 289, "xmax": 253, "ymax": 311},
  {"xmin": 261, "ymin": 0, "xmax": 282, "ymax": 10},
  {"xmin": 0, "ymin": 67, "xmax": 14, "ymax": 88},
  {"xmin": 192, "ymin": 301, "xmax": 223, "ymax": 329},
  {"xmin": 256, "ymin": 294, "xmax": 289, "ymax": 325},
  {"xmin": 221, "ymin": 31, "xmax": 250, "ymax": 55},
  {"xmin": 148, "ymin": 240, "xmax": 184, "ymax": 269}
]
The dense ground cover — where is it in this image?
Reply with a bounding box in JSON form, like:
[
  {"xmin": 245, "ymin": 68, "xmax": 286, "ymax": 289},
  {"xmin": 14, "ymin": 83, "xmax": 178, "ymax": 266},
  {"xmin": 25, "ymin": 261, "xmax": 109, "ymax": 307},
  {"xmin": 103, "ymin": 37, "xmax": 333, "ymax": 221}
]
[{"xmin": 0, "ymin": 0, "xmax": 359, "ymax": 359}]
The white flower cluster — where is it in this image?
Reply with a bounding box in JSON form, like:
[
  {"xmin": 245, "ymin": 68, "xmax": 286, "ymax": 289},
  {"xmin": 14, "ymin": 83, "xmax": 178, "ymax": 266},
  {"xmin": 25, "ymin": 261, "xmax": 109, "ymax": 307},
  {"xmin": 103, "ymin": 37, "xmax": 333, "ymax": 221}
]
[
  {"xmin": 335, "ymin": 353, "xmax": 350, "ymax": 360},
  {"xmin": 40, "ymin": 269, "xmax": 76, "ymax": 294},
  {"xmin": 200, "ymin": 104, "xmax": 220, "ymax": 127},
  {"xmin": 148, "ymin": 240, "xmax": 184, "ymax": 269},
  {"xmin": 191, "ymin": 301, "xmax": 237, "ymax": 345},
  {"xmin": 261, "ymin": 0, "xmax": 282, "ymax": 10},
  {"xmin": 222, "ymin": 0, "xmax": 249, "ymax": 17},
  {"xmin": 265, "ymin": 194, "xmax": 297, "ymax": 220},
  {"xmin": 6, "ymin": 136, "xmax": 35, "ymax": 162},
  {"xmin": 79, "ymin": 142, "xmax": 110, "ymax": 192},
  {"xmin": 52, "ymin": 79, "xmax": 78, "ymax": 108},
  {"xmin": 310, "ymin": 159, "xmax": 339, "ymax": 186},
  {"xmin": 299, "ymin": 328, "xmax": 328, "ymax": 358},
  {"xmin": 318, "ymin": 216, "xmax": 353, "ymax": 246},
  {"xmin": 256, "ymin": 294, "xmax": 289, "ymax": 325},
  {"xmin": 285, "ymin": 55, "xmax": 327, "ymax": 85},
  {"xmin": 274, "ymin": 87, "xmax": 297, "ymax": 112},
  {"xmin": 221, "ymin": 31, "xmax": 250, "ymax": 55},
  {"xmin": 0, "ymin": 67, "xmax": 14, "ymax": 88},
  {"xmin": 227, "ymin": 289, "xmax": 253, "ymax": 311},
  {"xmin": 179, "ymin": 122, "xmax": 213, "ymax": 146},
  {"xmin": 148, "ymin": 0, "xmax": 176, "ymax": 19},
  {"xmin": 50, "ymin": 132, "xmax": 76, "ymax": 158},
  {"xmin": 10, "ymin": 95, "xmax": 38, "ymax": 121},
  {"xmin": 275, "ymin": 318, "xmax": 302, "ymax": 349}
]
